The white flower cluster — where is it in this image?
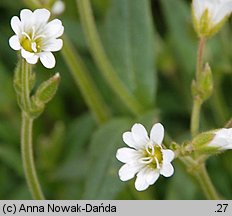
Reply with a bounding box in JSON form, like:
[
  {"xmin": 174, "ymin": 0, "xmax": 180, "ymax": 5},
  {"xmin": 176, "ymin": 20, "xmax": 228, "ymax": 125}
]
[
  {"xmin": 9, "ymin": 9, "xmax": 64, "ymax": 69},
  {"xmin": 116, "ymin": 123, "xmax": 175, "ymax": 191}
]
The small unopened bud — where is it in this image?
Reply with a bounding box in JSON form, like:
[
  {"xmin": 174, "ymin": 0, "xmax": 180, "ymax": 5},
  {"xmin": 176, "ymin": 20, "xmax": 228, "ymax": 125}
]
[
  {"xmin": 192, "ymin": 128, "xmax": 232, "ymax": 155},
  {"xmin": 192, "ymin": 63, "xmax": 213, "ymax": 102},
  {"xmin": 192, "ymin": 0, "xmax": 232, "ymax": 38}
]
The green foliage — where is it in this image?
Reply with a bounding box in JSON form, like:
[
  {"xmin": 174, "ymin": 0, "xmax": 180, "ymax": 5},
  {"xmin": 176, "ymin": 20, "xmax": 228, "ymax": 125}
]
[
  {"xmin": 101, "ymin": 0, "xmax": 156, "ymax": 107},
  {"xmin": 0, "ymin": 0, "xmax": 232, "ymax": 200}
]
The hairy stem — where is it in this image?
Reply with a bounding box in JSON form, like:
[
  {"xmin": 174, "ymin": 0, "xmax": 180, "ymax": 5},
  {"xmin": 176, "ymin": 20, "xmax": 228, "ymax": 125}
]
[
  {"xmin": 21, "ymin": 112, "xmax": 44, "ymax": 200},
  {"xmin": 191, "ymin": 98, "xmax": 202, "ymax": 137},
  {"xmin": 194, "ymin": 164, "xmax": 219, "ymax": 200},
  {"xmin": 190, "ymin": 37, "xmax": 205, "ymax": 137},
  {"xmin": 20, "ymin": 60, "xmax": 45, "ymax": 199},
  {"xmin": 179, "ymin": 157, "xmax": 219, "ymax": 199}
]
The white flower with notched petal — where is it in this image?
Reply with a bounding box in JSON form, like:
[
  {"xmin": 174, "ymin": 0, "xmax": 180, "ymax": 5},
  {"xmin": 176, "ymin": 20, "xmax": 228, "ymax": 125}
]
[
  {"xmin": 192, "ymin": 0, "xmax": 232, "ymax": 37},
  {"xmin": 208, "ymin": 128, "xmax": 232, "ymax": 150},
  {"xmin": 116, "ymin": 123, "xmax": 175, "ymax": 191},
  {"xmin": 9, "ymin": 8, "xmax": 64, "ymax": 69}
]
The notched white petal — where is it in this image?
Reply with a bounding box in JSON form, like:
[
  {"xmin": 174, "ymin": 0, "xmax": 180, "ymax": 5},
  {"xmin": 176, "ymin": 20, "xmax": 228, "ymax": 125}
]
[
  {"xmin": 26, "ymin": 55, "xmax": 39, "ymax": 64},
  {"xmin": 46, "ymin": 19, "xmax": 64, "ymax": 38},
  {"xmin": 21, "ymin": 49, "xmax": 34, "ymax": 59},
  {"xmin": 116, "ymin": 147, "xmax": 140, "ymax": 163},
  {"xmin": 150, "ymin": 123, "xmax": 164, "ymax": 145},
  {"xmin": 33, "ymin": 9, "xmax": 50, "ymax": 24},
  {"xmin": 145, "ymin": 169, "xmax": 160, "ymax": 185},
  {"xmin": 43, "ymin": 39, "xmax": 63, "ymax": 52},
  {"xmin": 39, "ymin": 52, "xmax": 56, "ymax": 69},
  {"xmin": 11, "ymin": 16, "xmax": 21, "ymax": 35},
  {"xmin": 118, "ymin": 164, "xmax": 137, "ymax": 181},
  {"xmin": 131, "ymin": 123, "xmax": 149, "ymax": 147},
  {"xmin": 162, "ymin": 149, "xmax": 175, "ymax": 163},
  {"xmin": 135, "ymin": 170, "xmax": 149, "ymax": 191},
  {"xmin": 9, "ymin": 35, "xmax": 21, "ymax": 50},
  {"xmin": 122, "ymin": 132, "xmax": 138, "ymax": 149},
  {"xmin": 20, "ymin": 9, "xmax": 33, "ymax": 23},
  {"xmin": 160, "ymin": 163, "xmax": 174, "ymax": 177}
]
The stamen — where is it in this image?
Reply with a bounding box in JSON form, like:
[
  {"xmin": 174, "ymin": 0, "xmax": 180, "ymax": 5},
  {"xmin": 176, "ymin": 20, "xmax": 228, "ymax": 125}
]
[
  {"xmin": 155, "ymin": 157, "xmax": 160, "ymax": 169},
  {"xmin": 34, "ymin": 34, "xmax": 46, "ymax": 40},
  {"xmin": 145, "ymin": 143, "xmax": 155, "ymax": 155},
  {"xmin": 31, "ymin": 42, "xmax": 37, "ymax": 52},
  {"xmin": 139, "ymin": 157, "xmax": 153, "ymax": 164},
  {"xmin": 22, "ymin": 32, "xmax": 31, "ymax": 40}
]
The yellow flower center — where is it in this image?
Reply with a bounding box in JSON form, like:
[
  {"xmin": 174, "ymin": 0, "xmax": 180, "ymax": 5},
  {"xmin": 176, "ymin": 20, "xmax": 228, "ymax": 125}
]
[
  {"xmin": 140, "ymin": 143, "xmax": 163, "ymax": 169},
  {"xmin": 20, "ymin": 29, "xmax": 44, "ymax": 53}
]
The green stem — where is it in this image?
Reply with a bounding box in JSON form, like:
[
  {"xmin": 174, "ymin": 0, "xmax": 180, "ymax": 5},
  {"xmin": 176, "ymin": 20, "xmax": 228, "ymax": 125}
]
[
  {"xmin": 21, "ymin": 112, "xmax": 44, "ymax": 200},
  {"xmin": 179, "ymin": 157, "xmax": 219, "ymax": 199},
  {"xmin": 190, "ymin": 37, "xmax": 205, "ymax": 137},
  {"xmin": 21, "ymin": 59, "xmax": 31, "ymax": 112},
  {"xmin": 194, "ymin": 164, "xmax": 219, "ymax": 200},
  {"xmin": 196, "ymin": 37, "xmax": 205, "ymax": 81},
  {"xmin": 77, "ymin": 0, "xmax": 144, "ymax": 116},
  {"xmin": 62, "ymin": 35, "xmax": 110, "ymax": 124},
  {"xmin": 191, "ymin": 99, "xmax": 202, "ymax": 137},
  {"xmin": 20, "ymin": 60, "xmax": 45, "ymax": 199}
]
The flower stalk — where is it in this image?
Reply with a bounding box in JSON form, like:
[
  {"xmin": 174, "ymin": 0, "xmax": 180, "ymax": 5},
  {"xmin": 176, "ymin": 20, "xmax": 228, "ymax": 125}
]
[
  {"xmin": 18, "ymin": 59, "xmax": 45, "ymax": 200},
  {"xmin": 194, "ymin": 164, "xmax": 219, "ymax": 200},
  {"xmin": 21, "ymin": 112, "xmax": 45, "ymax": 200},
  {"xmin": 179, "ymin": 155, "xmax": 219, "ymax": 199},
  {"xmin": 191, "ymin": 37, "xmax": 205, "ymax": 137}
]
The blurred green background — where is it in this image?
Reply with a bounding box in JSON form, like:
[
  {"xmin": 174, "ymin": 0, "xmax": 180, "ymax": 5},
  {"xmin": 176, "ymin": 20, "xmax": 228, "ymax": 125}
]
[{"xmin": 0, "ymin": 0, "xmax": 232, "ymax": 199}]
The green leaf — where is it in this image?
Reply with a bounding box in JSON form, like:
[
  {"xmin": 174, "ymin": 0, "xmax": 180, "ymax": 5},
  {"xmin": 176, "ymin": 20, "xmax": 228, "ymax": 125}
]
[
  {"xmin": 52, "ymin": 113, "xmax": 96, "ymax": 181},
  {"xmin": 0, "ymin": 145, "xmax": 23, "ymax": 177},
  {"xmin": 83, "ymin": 118, "xmax": 132, "ymax": 199},
  {"xmin": 101, "ymin": 0, "xmax": 156, "ymax": 107},
  {"xmin": 37, "ymin": 122, "xmax": 66, "ymax": 171},
  {"xmin": 0, "ymin": 63, "xmax": 18, "ymax": 115}
]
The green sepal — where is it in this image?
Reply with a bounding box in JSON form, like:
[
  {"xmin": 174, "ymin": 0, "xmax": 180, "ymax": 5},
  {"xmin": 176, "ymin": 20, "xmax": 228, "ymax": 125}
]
[
  {"xmin": 29, "ymin": 71, "xmax": 36, "ymax": 91},
  {"xmin": 34, "ymin": 73, "xmax": 60, "ymax": 105},
  {"xmin": 13, "ymin": 61, "xmax": 22, "ymax": 94},
  {"xmin": 193, "ymin": 8, "xmax": 229, "ymax": 38},
  {"xmin": 192, "ymin": 63, "xmax": 213, "ymax": 102},
  {"xmin": 191, "ymin": 130, "xmax": 223, "ymax": 156},
  {"xmin": 29, "ymin": 95, "xmax": 45, "ymax": 119},
  {"xmin": 192, "ymin": 132, "xmax": 215, "ymax": 148},
  {"xmin": 28, "ymin": 73, "xmax": 60, "ymax": 118}
]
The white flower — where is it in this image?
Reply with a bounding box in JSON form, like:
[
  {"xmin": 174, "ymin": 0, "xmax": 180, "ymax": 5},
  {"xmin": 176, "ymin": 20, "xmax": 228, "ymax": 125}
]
[
  {"xmin": 208, "ymin": 128, "xmax": 232, "ymax": 150},
  {"xmin": 52, "ymin": 0, "xmax": 65, "ymax": 16},
  {"xmin": 116, "ymin": 123, "xmax": 175, "ymax": 191},
  {"xmin": 192, "ymin": 0, "xmax": 232, "ymax": 37},
  {"xmin": 9, "ymin": 8, "xmax": 64, "ymax": 69}
]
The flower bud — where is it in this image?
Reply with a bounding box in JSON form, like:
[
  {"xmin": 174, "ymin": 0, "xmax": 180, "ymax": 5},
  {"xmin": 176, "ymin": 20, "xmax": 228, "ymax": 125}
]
[
  {"xmin": 193, "ymin": 128, "xmax": 232, "ymax": 155},
  {"xmin": 192, "ymin": 63, "xmax": 213, "ymax": 102},
  {"xmin": 192, "ymin": 0, "xmax": 232, "ymax": 38}
]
